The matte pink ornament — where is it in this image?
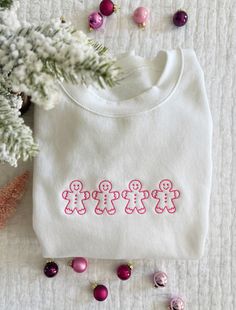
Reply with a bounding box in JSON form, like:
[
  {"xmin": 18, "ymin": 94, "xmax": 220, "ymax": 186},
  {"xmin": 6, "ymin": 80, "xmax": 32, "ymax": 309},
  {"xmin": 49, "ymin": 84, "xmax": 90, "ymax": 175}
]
[
  {"xmin": 70, "ymin": 257, "xmax": 88, "ymax": 273},
  {"xmin": 169, "ymin": 297, "xmax": 185, "ymax": 310},
  {"xmin": 153, "ymin": 271, "xmax": 168, "ymax": 288},
  {"xmin": 133, "ymin": 7, "xmax": 149, "ymax": 28},
  {"xmin": 93, "ymin": 284, "xmax": 108, "ymax": 301},
  {"xmin": 88, "ymin": 11, "xmax": 104, "ymax": 30}
]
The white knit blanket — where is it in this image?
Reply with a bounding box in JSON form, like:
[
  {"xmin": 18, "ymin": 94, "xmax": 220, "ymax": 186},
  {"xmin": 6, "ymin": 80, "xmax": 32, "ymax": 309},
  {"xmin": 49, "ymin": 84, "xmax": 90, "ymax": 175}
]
[{"xmin": 0, "ymin": 0, "xmax": 235, "ymax": 309}]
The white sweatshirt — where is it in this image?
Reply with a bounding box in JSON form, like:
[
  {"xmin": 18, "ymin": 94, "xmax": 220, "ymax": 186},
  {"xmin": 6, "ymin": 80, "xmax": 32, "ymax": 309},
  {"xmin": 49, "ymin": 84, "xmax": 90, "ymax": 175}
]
[{"xmin": 33, "ymin": 48, "xmax": 212, "ymax": 259}]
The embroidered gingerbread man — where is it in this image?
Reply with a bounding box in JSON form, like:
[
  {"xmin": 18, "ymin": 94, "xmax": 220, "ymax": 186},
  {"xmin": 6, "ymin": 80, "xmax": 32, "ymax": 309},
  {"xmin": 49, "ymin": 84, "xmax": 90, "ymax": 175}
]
[
  {"xmin": 121, "ymin": 179, "xmax": 149, "ymax": 214},
  {"xmin": 62, "ymin": 180, "xmax": 90, "ymax": 215},
  {"xmin": 92, "ymin": 180, "xmax": 120, "ymax": 215},
  {"xmin": 151, "ymin": 179, "xmax": 180, "ymax": 214}
]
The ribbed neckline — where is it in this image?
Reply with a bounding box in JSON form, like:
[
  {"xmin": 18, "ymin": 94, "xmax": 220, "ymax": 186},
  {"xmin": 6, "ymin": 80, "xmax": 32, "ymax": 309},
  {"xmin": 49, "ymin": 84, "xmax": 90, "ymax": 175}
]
[{"xmin": 59, "ymin": 48, "xmax": 184, "ymax": 118}]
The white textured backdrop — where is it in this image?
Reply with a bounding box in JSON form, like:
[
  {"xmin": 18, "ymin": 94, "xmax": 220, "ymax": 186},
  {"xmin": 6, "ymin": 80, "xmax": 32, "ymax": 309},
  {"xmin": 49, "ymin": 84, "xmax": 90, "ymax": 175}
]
[{"xmin": 0, "ymin": 0, "xmax": 235, "ymax": 309}]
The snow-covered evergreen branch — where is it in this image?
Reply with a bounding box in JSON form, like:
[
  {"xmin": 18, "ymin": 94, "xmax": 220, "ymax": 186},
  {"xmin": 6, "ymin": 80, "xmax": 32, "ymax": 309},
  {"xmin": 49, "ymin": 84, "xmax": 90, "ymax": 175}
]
[
  {"xmin": 0, "ymin": 2, "xmax": 120, "ymax": 166},
  {"xmin": 0, "ymin": 83, "xmax": 38, "ymax": 166},
  {"xmin": 0, "ymin": 21, "xmax": 120, "ymax": 109}
]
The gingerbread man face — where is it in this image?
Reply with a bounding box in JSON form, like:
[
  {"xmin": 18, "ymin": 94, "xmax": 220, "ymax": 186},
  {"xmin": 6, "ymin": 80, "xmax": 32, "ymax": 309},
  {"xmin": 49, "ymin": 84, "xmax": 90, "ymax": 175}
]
[
  {"xmin": 129, "ymin": 180, "xmax": 142, "ymax": 192},
  {"xmin": 70, "ymin": 180, "xmax": 83, "ymax": 192},
  {"xmin": 99, "ymin": 180, "xmax": 112, "ymax": 192},
  {"xmin": 159, "ymin": 179, "xmax": 173, "ymax": 191}
]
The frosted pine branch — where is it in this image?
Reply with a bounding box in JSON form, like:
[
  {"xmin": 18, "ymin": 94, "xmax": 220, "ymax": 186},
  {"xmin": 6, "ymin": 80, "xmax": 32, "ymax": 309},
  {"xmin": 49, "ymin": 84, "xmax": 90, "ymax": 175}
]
[
  {"xmin": 0, "ymin": 88, "xmax": 38, "ymax": 166},
  {"xmin": 0, "ymin": 21, "xmax": 120, "ymax": 109},
  {"xmin": 0, "ymin": 2, "xmax": 120, "ymax": 166}
]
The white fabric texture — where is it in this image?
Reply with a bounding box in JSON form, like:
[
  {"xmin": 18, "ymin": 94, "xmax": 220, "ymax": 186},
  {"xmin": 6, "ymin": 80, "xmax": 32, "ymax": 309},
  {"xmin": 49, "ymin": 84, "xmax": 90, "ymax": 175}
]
[
  {"xmin": 33, "ymin": 48, "xmax": 212, "ymax": 259},
  {"xmin": 1, "ymin": 1, "xmax": 235, "ymax": 309}
]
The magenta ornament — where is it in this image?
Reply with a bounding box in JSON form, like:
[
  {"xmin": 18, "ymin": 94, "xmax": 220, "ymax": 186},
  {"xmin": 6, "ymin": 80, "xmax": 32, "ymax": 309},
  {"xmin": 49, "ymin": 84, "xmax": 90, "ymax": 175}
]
[
  {"xmin": 71, "ymin": 257, "xmax": 88, "ymax": 273},
  {"xmin": 173, "ymin": 10, "xmax": 188, "ymax": 27},
  {"xmin": 133, "ymin": 7, "xmax": 149, "ymax": 28},
  {"xmin": 44, "ymin": 261, "xmax": 58, "ymax": 278},
  {"xmin": 99, "ymin": 0, "xmax": 117, "ymax": 16},
  {"xmin": 153, "ymin": 271, "xmax": 168, "ymax": 288},
  {"xmin": 117, "ymin": 264, "xmax": 133, "ymax": 280},
  {"xmin": 169, "ymin": 297, "xmax": 185, "ymax": 310},
  {"xmin": 88, "ymin": 11, "xmax": 104, "ymax": 30},
  {"xmin": 93, "ymin": 284, "xmax": 108, "ymax": 301}
]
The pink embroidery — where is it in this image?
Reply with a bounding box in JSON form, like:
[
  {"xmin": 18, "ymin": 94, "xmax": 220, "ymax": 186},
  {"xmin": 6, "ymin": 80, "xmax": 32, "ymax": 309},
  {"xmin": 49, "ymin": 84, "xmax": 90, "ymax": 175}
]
[
  {"xmin": 62, "ymin": 178, "xmax": 181, "ymax": 216},
  {"xmin": 121, "ymin": 179, "xmax": 149, "ymax": 214},
  {"xmin": 151, "ymin": 179, "xmax": 180, "ymax": 214},
  {"xmin": 92, "ymin": 180, "xmax": 120, "ymax": 215},
  {"xmin": 62, "ymin": 180, "xmax": 90, "ymax": 215}
]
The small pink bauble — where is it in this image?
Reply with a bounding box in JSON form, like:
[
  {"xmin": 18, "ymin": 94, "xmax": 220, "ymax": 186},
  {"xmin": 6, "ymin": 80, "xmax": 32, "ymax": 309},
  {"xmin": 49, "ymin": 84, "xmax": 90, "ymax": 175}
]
[
  {"xmin": 93, "ymin": 284, "xmax": 108, "ymax": 301},
  {"xmin": 71, "ymin": 257, "xmax": 88, "ymax": 273},
  {"xmin": 88, "ymin": 11, "xmax": 104, "ymax": 30},
  {"xmin": 169, "ymin": 297, "xmax": 185, "ymax": 310},
  {"xmin": 133, "ymin": 7, "xmax": 149, "ymax": 28},
  {"xmin": 117, "ymin": 264, "xmax": 133, "ymax": 280},
  {"xmin": 153, "ymin": 271, "xmax": 168, "ymax": 288},
  {"xmin": 99, "ymin": 0, "xmax": 117, "ymax": 16}
]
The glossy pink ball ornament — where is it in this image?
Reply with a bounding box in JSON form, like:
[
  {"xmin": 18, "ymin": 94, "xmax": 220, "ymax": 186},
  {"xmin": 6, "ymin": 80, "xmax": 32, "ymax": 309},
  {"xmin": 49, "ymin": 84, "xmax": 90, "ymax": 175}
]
[
  {"xmin": 153, "ymin": 271, "xmax": 168, "ymax": 288},
  {"xmin": 169, "ymin": 297, "xmax": 185, "ymax": 310},
  {"xmin": 88, "ymin": 11, "xmax": 104, "ymax": 31},
  {"xmin": 70, "ymin": 257, "xmax": 88, "ymax": 273},
  {"xmin": 99, "ymin": 0, "xmax": 117, "ymax": 16},
  {"xmin": 93, "ymin": 284, "xmax": 108, "ymax": 301},
  {"xmin": 117, "ymin": 263, "xmax": 133, "ymax": 280},
  {"xmin": 133, "ymin": 7, "xmax": 149, "ymax": 28}
]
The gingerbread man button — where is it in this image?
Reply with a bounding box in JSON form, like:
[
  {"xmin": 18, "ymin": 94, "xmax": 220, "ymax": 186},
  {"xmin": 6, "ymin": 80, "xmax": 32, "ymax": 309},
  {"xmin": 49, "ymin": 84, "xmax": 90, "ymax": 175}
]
[
  {"xmin": 92, "ymin": 180, "xmax": 120, "ymax": 215},
  {"xmin": 122, "ymin": 179, "xmax": 149, "ymax": 214},
  {"xmin": 151, "ymin": 179, "xmax": 180, "ymax": 214},
  {"xmin": 62, "ymin": 180, "xmax": 90, "ymax": 215}
]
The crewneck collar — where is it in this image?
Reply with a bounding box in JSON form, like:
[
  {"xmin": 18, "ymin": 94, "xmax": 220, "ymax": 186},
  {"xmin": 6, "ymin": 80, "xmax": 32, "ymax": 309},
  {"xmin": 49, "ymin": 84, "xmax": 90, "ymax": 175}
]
[{"xmin": 59, "ymin": 48, "xmax": 184, "ymax": 117}]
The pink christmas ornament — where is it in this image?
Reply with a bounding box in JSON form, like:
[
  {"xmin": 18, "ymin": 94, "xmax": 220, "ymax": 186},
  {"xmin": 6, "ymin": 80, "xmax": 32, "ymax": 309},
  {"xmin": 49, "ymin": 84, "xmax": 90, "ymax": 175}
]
[
  {"xmin": 93, "ymin": 284, "xmax": 108, "ymax": 301},
  {"xmin": 70, "ymin": 257, "xmax": 88, "ymax": 273},
  {"xmin": 133, "ymin": 7, "xmax": 149, "ymax": 28},
  {"xmin": 117, "ymin": 263, "xmax": 133, "ymax": 280},
  {"xmin": 99, "ymin": 0, "xmax": 117, "ymax": 16},
  {"xmin": 0, "ymin": 171, "xmax": 29, "ymax": 229},
  {"xmin": 169, "ymin": 297, "xmax": 185, "ymax": 310},
  {"xmin": 88, "ymin": 11, "xmax": 104, "ymax": 30},
  {"xmin": 153, "ymin": 271, "xmax": 168, "ymax": 288}
]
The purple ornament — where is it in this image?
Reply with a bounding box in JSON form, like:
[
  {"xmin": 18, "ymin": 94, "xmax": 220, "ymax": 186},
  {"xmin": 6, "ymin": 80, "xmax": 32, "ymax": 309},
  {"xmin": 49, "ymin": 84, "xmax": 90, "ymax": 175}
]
[
  {"xmin": 88, "ymin": 11, "xmax": 104, "ymax": 30},
  {"xmin": 169, "ymin": 297, "xmax": 185, "ymax": 310},
  {"xmin": 71, "ymin": 257, "xmax": 88, "ymax": 273},
  {"xmin": 93, "ymin": 284, "xmax": 108, "ymax": 301},
  {"xmin": 117, "ymin": 264, "xmax": 133, "ymax": 280},
  {"xmin": 173, "ymin": 10, "xmax": 188, "ymax": 27},
  {"xmin": 44, "ymin": 261, "xmax": 58, "ymax": 278},
  {"xmin": 153, "ymin": 271, "xmax": 168, "ymax": 288}
]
